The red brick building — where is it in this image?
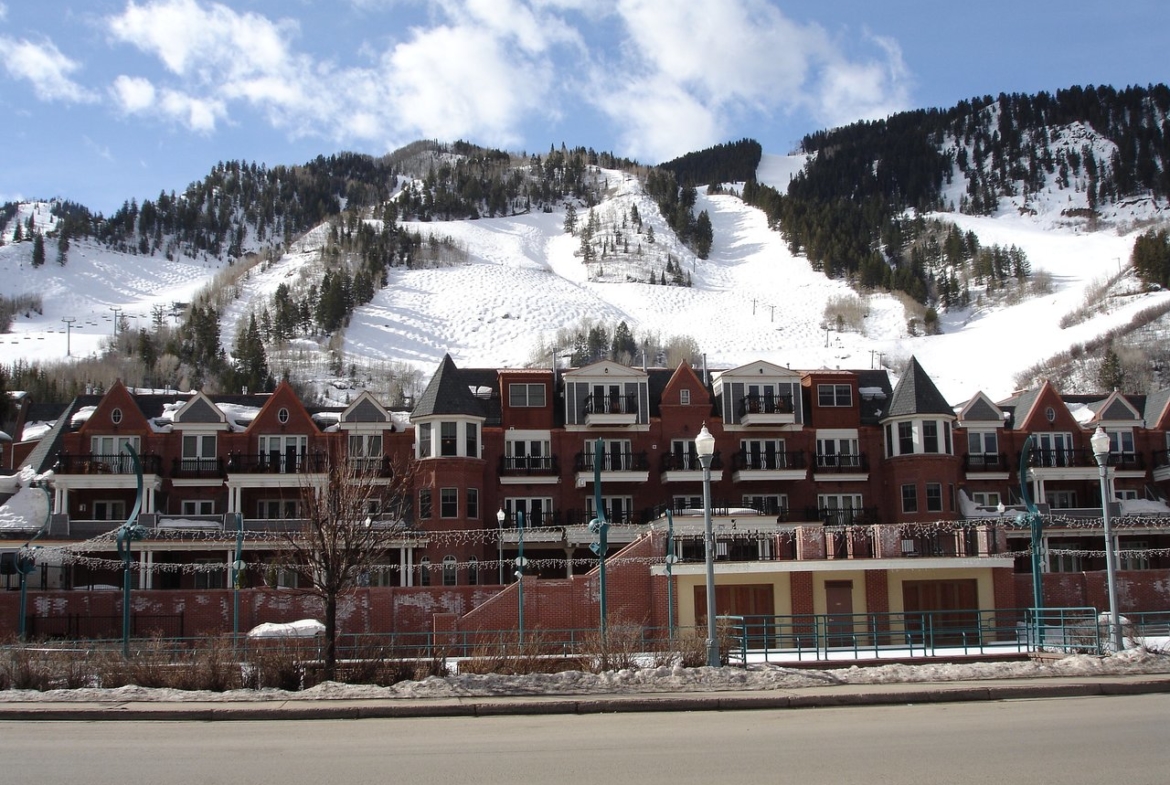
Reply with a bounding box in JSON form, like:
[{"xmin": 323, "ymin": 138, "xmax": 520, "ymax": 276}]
[{"xmin": 3, "ymin": 354, "xmax": 1170, "ymax": 640}]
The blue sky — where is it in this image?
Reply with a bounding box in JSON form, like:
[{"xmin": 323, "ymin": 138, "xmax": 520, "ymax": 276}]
[{"xmin": 1, "ymin": 0, "xmax": 1166, "ymax": 215}]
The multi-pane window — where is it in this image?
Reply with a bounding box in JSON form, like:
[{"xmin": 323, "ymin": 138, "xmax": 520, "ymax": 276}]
[
  {"xmin": 669, "ymin": 439, "xmax": 698, "ymax": 470},
  {"xmin": 466, "ymin": 489, "xmax": 479, "ymax": 520},
  {"xmin": 465, "ymin": 422, "xmax": 478, "ymax": 459},
  {"xmin": 584, "ymin": 439, "xmax": 633, "ymax": 470},
  {"xmin": 680, "ymin": 389, "xmax": 691, "ymax": 405},
  {"xmin": 1034, "ymin": 432, "xmax": 1074, "ymax": 467},
  {"xmin": 506, "ymin": 437, "xmax": 551, "ymax": 470},
  {"xmin": 926, "ymin": 482, "xmax": 943, "ymax": 512},
  {"xmin": 743, "ymin": 494, "xmax": 787, "ymax": 515},
  {"xmin": 816, "ymin": 436, "xmax": 859, "ymax": 468},
  {"xmin": 182, "ymin": 434, "xmax": 216, "ymax": 461},
  {"xmin": 419, "ymin": 488, "xmax": 433, "ymax": 519},
  {"xmin": 468, "ymin": 557, "xmax": 479, "ymax": 585},
  {"xmin": 817, "ymin": 384, "xmax": 852, "ymax": 407},
  {"xmin": 923, "ymin": 421, "xmax": 939, "ymax": 453},
  {"xmin": 181, "ymin": 500, "xmax": 215, "ymax": 516},
  {"xmin": 1120, "ymin": 541, "xmax": 1149, "ymax": 570},
  {"xmin": 348, "ymin": 433, "xmax": 383, "ymax": 471},
  {"xmin": 508, "ymin": 383, "xmax": 547, "ymax": 407},
  {"xmin": 1045, "ymin": 490, "xmax": 1077, "ymax": 509},
  {"xmin": 418, "ymin": 422, "xmax": 431, "ymax": 457},
  {"xmin": 586, "ymin": 496, "xmax": 635, "ymax": 524},
  {"xmin": 971, "ymin": 491, "xmax": 1002, "ymax": 508},
  {"xmin": 741, "ymin": 438, "xmax": 786, "ymax": 470},
  {"xmin": 440, "ymin": 422, "xmax": 458, "ymax": 456},
  {"xmin": 817, "ymin": 494, "xmax": 863, "ymax": 526},
  {"xmin": 503, "ymin": 497, "xmax": 553, "ymax": 526},
  {"xmin": 194, "ymin": 560, "xmax": 226, "ymax": 590},
  {"xmin": 92, "ymin": 500, "xmax": 127, "ymax": 521},
  {"xmin": 419, "ymin": 557, "xmax": 431, "ymax": 586},
  {"xmin": 898, "ymin": 422, "xmax": 914, "ymax": 455},
  {"xmin": 901, "ymin": 484, "xmax": 918, "ymax": 513},
  {"xmin": 1107, "ymin": 430, "xmax": 1135, "ymax": 459},
  {"xmin": 257, "ymin": 500, "xmax": 299, "ymax": 519},
  {"xmin": 258, "ymin": 434, "xmax": 307, "ymax": 472},
  {"xmin": 440, "ymin": 488, "xmax": 459, "ymax": 518},
  {"xmin": 442, "ymin": 556, "xmax": 457, "ymax": 586},
  {"xmin": 672, "ymin": 495, "xmax": 702, "ymax": 511}
]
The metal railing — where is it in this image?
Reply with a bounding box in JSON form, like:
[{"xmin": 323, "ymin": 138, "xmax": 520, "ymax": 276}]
[
  {"xmin": 55, "ymin": 452, "xmax": 164, "ymax": 475},
  {"xmin": 732, "ymin": 450, "xmax": 806, "ymax": 472},
  {"xmin": 582, "ymin": 393, "xmax": 637, "ymax": 416},
  {"xmin": 737, "ymin": 394, "xmax": 795, "ymax": 417},
  {"xmin": 573, "ymin": 451, "xmax": 650, "ymax": 472},
  {"xmin": 499, "ymin": 455, "xmax": 560, "ymax": 476}
]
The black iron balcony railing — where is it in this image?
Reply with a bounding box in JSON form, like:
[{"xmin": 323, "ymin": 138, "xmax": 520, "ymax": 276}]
[
  {"xmin": 802, "ymin": 506, "xmax": 880, "ymax": 527},
  {"xmin": 660, "ymin": 451, "xmax": 724, "ymax": 472},
  {"xmin": 812, "ymin": 453, "xmax": 867, "ymax": 472},
  {"xmin": 583, "ymin": 393, "xmax": 637, "ymax": 416},
  {"xmin": 565, "ymin": 507, "xmax": 651, "ymax": 526},
  {"xmin": 732, "ymin": 450, "xmax": 807, "ymax": 472},
  {"xmin": 1025, "ymin": 448, "xmax": 1145, "ymax": 470},
  {"xmin": 963, "ymin": 452, "xmax": 1007, "ymax": 471},
  {"xmin": 55, "ymin": 452, "xmax": 163, "ymax": 475},
  {"xmin": 171, "ymin": 456, "xmax": 225, "ymax": 479},
  {"xmin": 499, "ymin": 455, "xmax": 560, "ymax": 476},
  {"xmin": 574, "ymin": 451, "xmax": 650, "ymax": 472},
  {"xmin": 737, "ymin": 393, "xmax": 795, "ymax": 417},
  {"xmin": 346, "ymin": 455, "xmax": 394, "ymax": 477},
  {"xmin": 497, "ymin": 510, "xmax": 561, "ymax": 528},
  {"xmin": 227, "ymin": 451, "xmax": 328, "ymax": 474}
]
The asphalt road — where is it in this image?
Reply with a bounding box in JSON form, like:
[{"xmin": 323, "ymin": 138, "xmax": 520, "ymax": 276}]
[{"xmin": 2, "ymin": 693, "xmax": 1167, "ymax": 784}]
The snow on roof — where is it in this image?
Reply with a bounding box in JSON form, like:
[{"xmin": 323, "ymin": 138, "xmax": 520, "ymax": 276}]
[
  {"xmin": 69, "ymin": 406, "xmax": 97, "ymax": 428},
  {"xmin": 1068, "ymin": 402, "xmax": 1096, "ymax": 425},
  {"xmin": 19, "ymin": 421, "xmax": 54, "ymax": 442},
  {"xmin": 217, "ymin": 402, "xmax": 262, "ymax": 431}
]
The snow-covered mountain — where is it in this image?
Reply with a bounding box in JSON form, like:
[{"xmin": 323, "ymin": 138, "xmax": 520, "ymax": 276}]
[{"xmin": 0, "ymin": 150, "xmax": 1166, "ymax": 407}]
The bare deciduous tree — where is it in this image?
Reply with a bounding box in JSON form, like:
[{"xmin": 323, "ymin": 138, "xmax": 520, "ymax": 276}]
[{"xmin": 283, "ymin": 445, "xmax": 415, "ymax": 679}]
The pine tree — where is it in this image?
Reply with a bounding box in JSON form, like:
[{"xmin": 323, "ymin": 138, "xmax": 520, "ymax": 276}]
[
  {"xmin": 57, "ymin": 228, "xmax": 69, "ymax": 265},
  {"xmin": 31, "ymin": 234, "xmax": 45, "ymax": 267}
]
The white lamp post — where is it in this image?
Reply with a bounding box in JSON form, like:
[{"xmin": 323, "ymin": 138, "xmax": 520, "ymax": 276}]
[
  {"xmin": 694, "ymin": 423, "xmax": 719, "ymax": 667},
  {"xmin": 1090, "ymin": 426, "xmax": 1124, "ymax": 653},
  {"xmin": 496, "ymin": 508, "xmax": 506, "ymax": 585}
]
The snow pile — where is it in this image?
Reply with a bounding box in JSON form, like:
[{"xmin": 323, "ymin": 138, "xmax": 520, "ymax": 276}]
[
  {"xmin": 0, "ymin": 650, "xmax": 1166, "ymax": 703},
  {"xmin": 0, "ymin": 466, "xmax": 51, "ymax": 532}
]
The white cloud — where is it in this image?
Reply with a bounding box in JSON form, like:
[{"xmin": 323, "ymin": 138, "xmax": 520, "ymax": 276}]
[
  {"xmin": 592, "ymin": 0, "xmax": 912, "ymax": 160},
  {"xmin": 0, "ymin": 35, "xmax": 95, "ymax": 103},
  {"xmin": 111, "ymin": 74, "xmax": 155, "ymax": 112}
]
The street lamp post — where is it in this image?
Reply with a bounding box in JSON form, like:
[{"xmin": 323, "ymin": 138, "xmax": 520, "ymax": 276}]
[
  {"xmin": 1091, "ymin": 426, "xmax": 1124, "ymax": 653},
  {"xmin": 694, "ymin": 423, "xmax": 719, "ymax": 668},
  {"xmin": 496, "ymin": 507, "xmax": 506, "ymax": 585},
  {"xmin": 515, "ymin": 510, "xmax": 526, "ymax": 646},
  {"xmin": 665, "ymin": 509, "xmax": 677, "ymax": 639}
]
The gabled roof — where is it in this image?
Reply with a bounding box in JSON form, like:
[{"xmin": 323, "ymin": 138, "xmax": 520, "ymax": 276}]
[
  {"xmin": 411, "ymin": 354, "xmax": 488, "ymax": 420},
  {"xmin": 885, "ymin": 357, "xmax": 952, "ymax": 418},
  {"xmin": 1144, "ymin": 387, "xmax": 1170, "ymax": 429},
  {"xmin": 957, "ymin": 391, "xmax": 1003, "ymax": 425}
]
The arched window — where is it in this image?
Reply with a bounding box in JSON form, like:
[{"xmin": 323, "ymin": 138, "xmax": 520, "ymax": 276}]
[
  {"xmin": 467, "ymin": 556, "xmax": 479, "ymax": 586},
  {"xmin": 442, "ymin": 555, "xmax": 457, "ymax": 586},
  {"xmin": 419, "ymin": 556, "xmax": 431, "ymax": 587}
]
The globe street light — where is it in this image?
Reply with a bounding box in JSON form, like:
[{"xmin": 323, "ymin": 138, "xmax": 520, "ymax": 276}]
[
  {"xmin": 1090, "ymin": 426, "xmax": 1124, "ymax": 653},
  {"xmin": 694, "ymin": 423, "xmax": 719, "ymax": 667}
]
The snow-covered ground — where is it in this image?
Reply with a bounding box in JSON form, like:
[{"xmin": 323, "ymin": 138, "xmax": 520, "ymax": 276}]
[
  {"xmin": 0, "ymin": 155, "xmax": 1167, "ymax": 405},
  {"xmin": 0, "ymin": 649, "xmax": 1166, "ymax": 702}
]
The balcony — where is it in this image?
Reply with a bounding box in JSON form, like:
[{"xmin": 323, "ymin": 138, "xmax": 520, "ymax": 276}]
[
  {"xmin": 574, "ymin": 451, "xmax": 650, "ymax": 484},
  {"xmin": 801, "ymin": 506, "xmax": 880, "ymax": 527},
  {"xmin": 660, "ymin": 451, "xmax": 724, "ymax": 483},
  {"xmin": 812, "ymin": 453, "xmax": 869, "ymax": 475},
  {"xmin": 731, "ymin": 450, "xmax": 807, "ymax": 482},
  {"xmin": 737, "ymin": 393, "xmax": 796, "ymax": 426},
  {"xmin": 963, "ymin": 452, "xmax": 1008, "ymax": 473},
  {"xmin": 499, "ymin": 455, "xmax": 560, "ymax": 485},
  {"xmin": 346, "ymin": 455, "xmax": 394, "ymax": 478},
  {"xmin": 171, "ymin": 456, "xmax": 225, "ymax": 480},
  {"xmin": 582, "ymin": 393, "xmax": 638, "ymax": 427},
  {"xmin": 227, "ymin": 452, "xmax": 328, "ymax": 474},
  {"xmin": 55, "ymin": 452, "xmax": 163, "ymax": 475}
]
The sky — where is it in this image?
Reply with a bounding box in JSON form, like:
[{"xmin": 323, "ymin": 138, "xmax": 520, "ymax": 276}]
[{"xmin": 1, "ymin": 0, "xmax": 1167, "ymax": 216}]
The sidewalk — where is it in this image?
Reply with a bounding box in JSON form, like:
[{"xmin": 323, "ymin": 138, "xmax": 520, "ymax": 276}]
[{"xmin": 3, "ymin": 673, "xmax": 1169, "ymax": 722}]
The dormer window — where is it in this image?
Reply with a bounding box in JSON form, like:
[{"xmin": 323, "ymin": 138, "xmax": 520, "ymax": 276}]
[
  {"xmin": 508, "ymin": 383, "xmax": 546, "ymax": 407},
  {"xmin": 818, "ymin": 384, "xmax": 852, "ymax": 407}
]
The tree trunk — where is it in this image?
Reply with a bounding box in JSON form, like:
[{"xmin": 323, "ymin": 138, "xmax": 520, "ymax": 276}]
[{"xmin": 324, "ymin": 594, "xmax": 337, "ymax": 681}]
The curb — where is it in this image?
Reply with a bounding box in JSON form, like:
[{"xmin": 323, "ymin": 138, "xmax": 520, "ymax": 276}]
[{"xmin": 2, "ymin": 677, "xmax": 1169, "ymax": 721}]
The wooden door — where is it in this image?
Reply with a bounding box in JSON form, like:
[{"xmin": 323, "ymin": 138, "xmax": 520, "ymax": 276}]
[{"xmin": 825, "ymin": 580, "xmax": 854, "ymax": 646}]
